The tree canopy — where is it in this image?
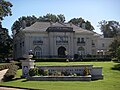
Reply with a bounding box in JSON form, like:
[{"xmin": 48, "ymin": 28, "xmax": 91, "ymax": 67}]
[
  {"xmin": 0, "ymin": 0, "xmax": 13, "ymax": 20},
  {"xmin": 98, "ymin": 20, "xmax": 120, "ymax": 38},
  {"xmin": 0, "ymin": 0, "xmax": 13, "ymax": 60},
  {"xmin": 12, "ymin": 14, "xmax": 95, "ymax": 34},
  {"xmin": 68, "ymin": 17, "xmax": 94, "ymax": 31},
  {"xmin": 11, "ymin": 14, "xmax": 66, "ymax": 34},
  {"xmin": 0, "ymin": 26, "xmax": 13, "ymax": 60},
  {"xmin": 109, "ymin": 36, "xmax": 120, "ymax": 58}
]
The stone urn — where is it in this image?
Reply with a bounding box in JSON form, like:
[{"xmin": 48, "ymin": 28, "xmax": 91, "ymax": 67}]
[{"xmin": 23, "ymin": 54, "xmax": 33, "ymax": 61}]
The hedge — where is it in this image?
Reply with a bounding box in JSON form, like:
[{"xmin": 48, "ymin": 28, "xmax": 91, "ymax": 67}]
[
  {"xmin": 33, "ymin": 58, "xmax": 68, "ymax": 62},
  {"xmin": 0, "ymin": 63, "xmax": 14, "ymax": 71},
  {"xmin": 3, "ymin": 65, "xmax": 19, "ymax": 81}
]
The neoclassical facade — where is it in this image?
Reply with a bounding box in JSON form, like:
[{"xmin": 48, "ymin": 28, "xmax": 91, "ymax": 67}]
[{"xmin": 13, "ymin": 22, "xmax": 113, "ymax": 59}]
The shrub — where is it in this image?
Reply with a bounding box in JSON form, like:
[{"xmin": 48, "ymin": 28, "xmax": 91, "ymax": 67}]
[
  {"xmin": 29, "ymin": 68, "xmax": 38, "ymax": 76},
  {"xmin": 38, "ymin": 69, "xmax": 44, "ymax": 76},
  {"xmin": 112, "ymin": 58, "xmax": 119, "ymax": 62},
  {"xmin": 4, "ymin": 65, "xmax": 19, "ymax": 81},
  {"xmin": 83, "ymin": 67, "xmax": 90, "ymax": 76},
  {"xmin": 44, "ymin": 69, "xmax": 49, "ymax": 76},
  {"xmin": 0, "ymin": 63, "xmax": 14, "ymax": 71},
  {"xmin": 33, "ymin": 58, "xmax": 67, "ymax": 62}
]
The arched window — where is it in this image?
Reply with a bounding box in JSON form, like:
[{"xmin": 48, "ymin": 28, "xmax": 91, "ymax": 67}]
[
  {"xmin": 78, "ymin": 47, "xmax": 85, "ymax": 55},
  {"xmin": 34, "ymin": 46, "xmax": 42, "ymax": 58}
]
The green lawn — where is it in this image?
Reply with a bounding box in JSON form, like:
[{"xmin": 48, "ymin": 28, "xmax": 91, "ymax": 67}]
[{"xmin": 0, "ymin": 62, "xmax": 120, "ymax": 90}]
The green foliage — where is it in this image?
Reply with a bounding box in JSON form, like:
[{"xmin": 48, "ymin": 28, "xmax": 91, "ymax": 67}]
[
  {"xmin": 0, "ymin": 26, "xmax": 13, "ymax": 60},
  {"xmin": 98, "ymin": 20, "xmax": 120, "ymax": 38},
  {"xmin": 109, "ymin": 36, "xmax": 120, "ymax": 58},
  {"xmin": 38, "ymin": 69, "xmax": 44, "ymax": 76},
  {"xmin": 33, "ymin": 58, "xmax": 67, "ymax": 62},
  {"xmin": 116, "ymin": 46, "xmax": 120, "ymax": 61},
  {"xmin": 12, "ymin": 14, "xmax": 66, "ymax": 34},
  {"xmin": 68, "ymin": 17, "xmax": 94, "ymax": 31},
  {"xmin": 3, "ymin": 65, "xmax": 19, "ymax": 81},
  {"xmin": 29, "ymin": 68, "xmax": 38, "ymax": 76},
  {"xmin": 0, "ymin": 0, "xmax": 13, "ymax": 20},
  {"xmin": 112, "ymin": 64, "xmax": 120, "ymax": 71},
  {"xmin": 112, "ymin": 58, "xmax": 118, "ymax": 62},
  {"xmin": 0, "ymin": 63, "xmax": 15, "ymax": 70},
  {"xmin": 83, "ymin": 67, "xmax": 90, "ymax": 76},
  {"xmin": 44, "ymin": 69, "xmax": 48, "ymax": 76}
]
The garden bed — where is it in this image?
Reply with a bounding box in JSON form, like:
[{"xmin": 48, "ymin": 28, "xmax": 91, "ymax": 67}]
[{"xmin": 27, "ymin": 75, "xmax": 91, "ymax": 81}]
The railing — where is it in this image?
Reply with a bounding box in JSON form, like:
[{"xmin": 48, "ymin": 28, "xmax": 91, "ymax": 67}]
[
  {"xmin": 77, "ymin": 41, "xmax": 85, "ymax": 46},
  {"xmin": 56, "ymin": 41, "xmax": 68, "ymax": 44}
]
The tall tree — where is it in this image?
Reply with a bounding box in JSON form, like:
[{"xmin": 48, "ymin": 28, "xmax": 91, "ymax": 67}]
[
  {"xmin": 11, "ymin": 15, "xmax": 38, "ymax": 34},
  {"xmin": 57, "ymin": 14, "xmax": 65, "ymax": 23},
  {"xmin": 98, "ymin": 20, "xmax": 120, "ymax": 38},
  {"xmin": 12, "ymin": 14, "xmax": 66, "ymax": 34},
  {"xmin": 0, "ymin": 0, "xmax": 12, "ymax": 20},
  {"xmin": 0, "ymin": 26, "xmax": 13, "ymax": 60},
  {"xmin": 0, "ymin": 0, "xmax": 13, "ymax": 60},
  {"xmin": 68, "ymin": 17, "xmax": 94, "ymax": 31},
  {"xmin": 109, "ymin": 36, "xmax": 120, "ymax": 58}
]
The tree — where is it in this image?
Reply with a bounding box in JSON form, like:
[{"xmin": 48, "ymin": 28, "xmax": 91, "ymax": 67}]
[
  {"xmin": 0, "ymin": 0, "xmax": 13, "ymax": 60},
  {"xmin": 68, "ymin": 17, "xmax": 94, "ymax": 31},
  {"xmin": 116, "ymin": 46, "xmax": 120, "ymax": 61},
  {"xmin": 109, "ymin": 36, "xmax": 120, "ymax": 58},
  {"xmin": 12, "ymin": 14, "xmax": 66, "ymax": 34},
  {"xmin": 98, "ymin": 20, "xmax": 120, "ymax": 38},
  {"xmin": 57, "ymin": 14, "xmax": 65, "ymax": 23},
  {"xmin": 11, "ymin": 15, "xmax": 38, "ymax": 34},
  {"xmin": 0, "ymin": 27, "xmax": 13, "ymax": 60},
  {"xmin": 0, "ymin": 0, "xmax": 12, "ymax": 20}
]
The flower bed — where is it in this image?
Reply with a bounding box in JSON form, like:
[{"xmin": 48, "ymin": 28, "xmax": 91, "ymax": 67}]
[{"xmin": 27, "ymin": 75, "xmax": 91, "ymax": 81}]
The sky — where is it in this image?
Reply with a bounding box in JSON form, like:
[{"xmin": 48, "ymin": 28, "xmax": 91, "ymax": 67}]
[{"xmin": 2, "ymin": 0, "xmax": 120, "ymax": 35}]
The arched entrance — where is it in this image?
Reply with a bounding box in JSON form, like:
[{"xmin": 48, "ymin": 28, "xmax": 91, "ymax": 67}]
[{"xmin": 58, "ymin": 46, "xmax": 66, "ymax": 57}]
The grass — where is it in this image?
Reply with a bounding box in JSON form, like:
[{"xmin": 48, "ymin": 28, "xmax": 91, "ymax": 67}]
[{"xmin": 0, "ymin": 62, "xmax": 120, "ymax": 90}]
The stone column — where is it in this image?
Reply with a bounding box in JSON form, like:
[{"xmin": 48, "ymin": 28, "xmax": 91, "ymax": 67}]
[{"xmin": 20, "ymin": 55, "xmax": 35, "ymax": 77}]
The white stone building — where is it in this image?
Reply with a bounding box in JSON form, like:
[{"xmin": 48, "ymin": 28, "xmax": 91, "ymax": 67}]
[{"xmin": 13, "ymin": 22, "xmax": 113, "ymax": 59}]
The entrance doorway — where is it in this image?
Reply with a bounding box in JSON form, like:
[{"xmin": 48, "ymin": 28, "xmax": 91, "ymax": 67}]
[{"xmin": 58, "ymin": 46, "xmax": 66, "ymax": 57}]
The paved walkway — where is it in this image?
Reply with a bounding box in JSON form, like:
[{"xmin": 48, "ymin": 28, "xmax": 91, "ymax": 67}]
[
  {"xmin": 0, "ymin": 69, "xmax": 8, "ymax": 82},
  {"xmin": 0, "ymin": 87, "xmax": 26, "ymax": 90}
]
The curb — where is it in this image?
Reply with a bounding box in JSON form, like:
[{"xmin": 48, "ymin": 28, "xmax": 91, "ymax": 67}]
[{"xmin": 0, "ymin": 85, "xmax": 44, "ymax": 90}]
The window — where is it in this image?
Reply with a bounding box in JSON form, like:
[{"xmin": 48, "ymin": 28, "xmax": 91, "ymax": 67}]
[
  {"xmin": 102, "ymin": 43, "xmax": 105, "ymax": 47},
  {"xmin": 33, "ymin": 36, "xmax": 43, "ymax": 45},
  {"xmin": 56, "ymin": 36, "xmax": 68, "ymax": 44},
  {"xmin": 34, "ymin": 46, "xmax": 42, "ymax": 58},
  {"xmin": 77, "ymin": 38, "xmax": 80, "ymax": 42},
  {"xmin": 81, "ymin": 38, "xmax": 84, "ymax": 42},
  {"xmin": 92, "ymin": 40, "xmax": 95, "ymax": 46}
]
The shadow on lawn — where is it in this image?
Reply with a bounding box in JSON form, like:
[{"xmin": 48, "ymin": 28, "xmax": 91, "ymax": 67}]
[
  {"xmin": 3, "ymin": 77, "xmax": 22, "ymax": 82},
  {"xmin": 111, "ymin": 64, "xmax": 120, "ymax": 71}
]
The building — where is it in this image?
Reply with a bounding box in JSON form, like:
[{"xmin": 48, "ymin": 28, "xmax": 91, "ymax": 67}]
[{"xmin": 13, "ymin": 22, "xmax": 113, "ymax": 59}]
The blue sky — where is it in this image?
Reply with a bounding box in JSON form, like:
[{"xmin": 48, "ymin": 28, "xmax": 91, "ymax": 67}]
[{"xmin": 2, "ymin": 0, "xmax": 120, "ymax": 35}]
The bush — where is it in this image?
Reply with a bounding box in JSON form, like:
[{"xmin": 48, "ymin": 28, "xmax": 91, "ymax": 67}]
[
  {"xmin": 33, "ymin": 58, "xmax": 67, "ymax": 62},
  {"xmin": 0, "ymin": 63, "xmax": 14, "ymax": 71},
  {"xmin": 29, "ymin": 68, "xmax": 38, "ymax": 76},
  {"xmin": 38, "ymin": 69, "xmax": 44, "ymax": 76},
  {"xmin": 44, "ymin": 69, "xmax": 49, "ymax": 76},
  {"xmin": 4, "ymin": 65, "xmax": 19, "ymax": 81},
  {"xmin": 112, "ymin": 58, "xmax": 119, "ymax": 62},
  {"xmin": 83, "ymin": 67, "xmax": 90, "ymax": 76}
]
